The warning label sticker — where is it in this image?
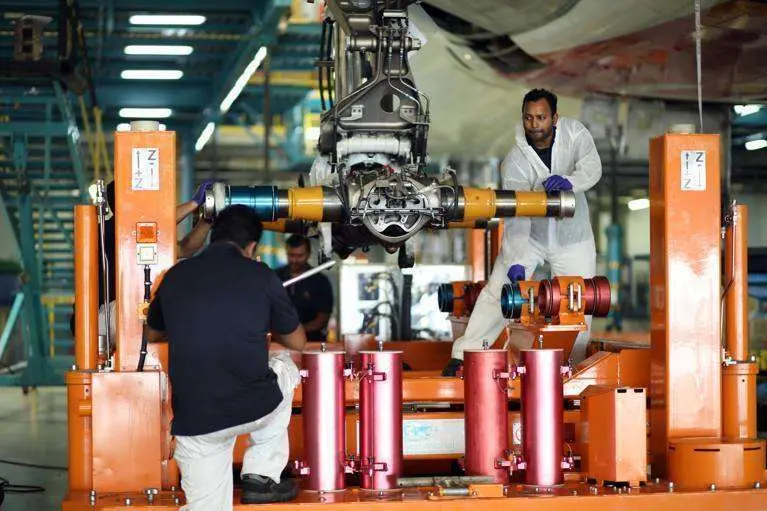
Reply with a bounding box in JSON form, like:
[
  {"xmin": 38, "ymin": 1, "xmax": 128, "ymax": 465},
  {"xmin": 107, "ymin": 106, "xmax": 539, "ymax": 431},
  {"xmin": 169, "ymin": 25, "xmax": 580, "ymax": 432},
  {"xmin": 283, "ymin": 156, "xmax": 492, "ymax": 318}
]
[
  {"xmin": 132, "ymin": 148, "xmax": 160, "ymax": 191},
  {"xmin": 680, "ymin": 150, "xmax": 706, "ymax": 191}
]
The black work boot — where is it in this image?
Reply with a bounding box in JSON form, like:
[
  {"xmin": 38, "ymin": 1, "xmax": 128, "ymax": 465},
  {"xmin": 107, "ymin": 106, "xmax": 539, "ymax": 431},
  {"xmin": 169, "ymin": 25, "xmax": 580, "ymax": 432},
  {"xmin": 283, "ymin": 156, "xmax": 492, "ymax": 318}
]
[
  {"xmin": 241, "ymin": 474, "xmax": 298, "ymax": 504},
  {"xmin": 441, "ymin": 358, "xmax": 463, "ymax": 377}
]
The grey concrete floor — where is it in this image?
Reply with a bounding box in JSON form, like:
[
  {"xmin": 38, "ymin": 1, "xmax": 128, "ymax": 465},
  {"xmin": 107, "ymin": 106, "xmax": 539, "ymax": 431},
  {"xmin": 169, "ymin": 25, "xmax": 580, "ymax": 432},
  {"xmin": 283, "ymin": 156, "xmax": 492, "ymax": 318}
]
[{"xmin": 0, "ymin": 387, "xmax": 68, "ymax": 511}]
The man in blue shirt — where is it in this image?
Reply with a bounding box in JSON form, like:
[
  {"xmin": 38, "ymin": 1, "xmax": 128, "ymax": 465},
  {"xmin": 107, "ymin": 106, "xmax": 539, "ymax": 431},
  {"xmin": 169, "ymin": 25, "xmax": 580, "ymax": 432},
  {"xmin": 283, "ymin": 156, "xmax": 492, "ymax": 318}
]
[{"xmin": 276, "ymin": 235, "xmax": 334, "ymax": 342}]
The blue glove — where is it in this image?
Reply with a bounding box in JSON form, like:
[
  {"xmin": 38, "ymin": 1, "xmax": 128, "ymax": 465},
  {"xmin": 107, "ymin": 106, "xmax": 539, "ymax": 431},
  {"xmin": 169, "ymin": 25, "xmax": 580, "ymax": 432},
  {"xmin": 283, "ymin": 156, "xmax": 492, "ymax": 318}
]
[
  {"xmin": 192, "ymin": 179, "xmax": 216, "ymax": 206},
  {"xmin": 543, "ymin": 175, "xmax": 573, "ymax": 192},
  {"xmin": 507, "ymin": 264, "xmax": 525, "ymax": 283}
]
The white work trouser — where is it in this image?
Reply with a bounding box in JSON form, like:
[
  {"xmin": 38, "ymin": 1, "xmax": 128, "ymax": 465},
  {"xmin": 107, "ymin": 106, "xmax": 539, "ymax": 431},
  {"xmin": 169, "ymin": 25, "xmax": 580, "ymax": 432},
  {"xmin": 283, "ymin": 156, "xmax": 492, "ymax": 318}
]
[
  {"xmin": 173, "ymin": 353, "xmax": 300, "ymax": 511},
  {"xmin": 452, "ymin": 239, "xmax": 596, "ymax": 364}
]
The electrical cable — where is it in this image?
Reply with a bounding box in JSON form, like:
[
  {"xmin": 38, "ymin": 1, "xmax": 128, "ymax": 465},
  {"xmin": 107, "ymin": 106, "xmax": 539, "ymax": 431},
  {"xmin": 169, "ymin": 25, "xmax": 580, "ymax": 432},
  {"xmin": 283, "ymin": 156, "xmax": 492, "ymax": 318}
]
[
  {"xmin": 96, "ymin": 183, "xmax": 112, "ymax": 364},
  {"xmin": 0, "ymin": 458, "xmax": 67, "ymax": 471},
  {"xmin": 0, "ymin": 475, "xmax": 46, "ymax": 506},
  {"xmin": 694, "ymin": 0, "xmax": 703, "ymax": 132},
  {"xmin": 319, "ymin": 19, "xmax": 327, "ymax": 111}
]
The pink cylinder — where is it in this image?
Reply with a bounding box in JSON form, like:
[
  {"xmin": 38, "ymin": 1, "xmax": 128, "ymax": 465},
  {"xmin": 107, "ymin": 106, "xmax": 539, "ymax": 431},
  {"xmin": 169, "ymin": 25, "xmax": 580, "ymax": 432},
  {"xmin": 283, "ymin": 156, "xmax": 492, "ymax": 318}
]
[
  {"xmin": 520, "ymin": 349, "xmax": 565, "ymax": 487},
  {"xmin": 464, "ymin": 349, "xmax": 509, "ymax": 483},
  {"xmin": 301, "ymin": 351, "xmax": 347, "ymax": 492},
  {"xmin": 359, "ymin": 350, "xmax": 403, "ymax": 491}
]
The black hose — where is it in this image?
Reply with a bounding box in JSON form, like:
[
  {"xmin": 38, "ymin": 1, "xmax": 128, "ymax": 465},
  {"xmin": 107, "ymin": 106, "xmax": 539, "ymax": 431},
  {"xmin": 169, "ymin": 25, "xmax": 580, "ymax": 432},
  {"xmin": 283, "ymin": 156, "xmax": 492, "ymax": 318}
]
[
  {"xmin": 319, "ymin": 19, "xmax": 326, "ymax": 111},
  {"xmin": 137, "ymin": 336, "xmax": 148, "ymax": 372},
  {"xmin": 325, "ymin": 20, "xmax": 335, "ymax": 108}
]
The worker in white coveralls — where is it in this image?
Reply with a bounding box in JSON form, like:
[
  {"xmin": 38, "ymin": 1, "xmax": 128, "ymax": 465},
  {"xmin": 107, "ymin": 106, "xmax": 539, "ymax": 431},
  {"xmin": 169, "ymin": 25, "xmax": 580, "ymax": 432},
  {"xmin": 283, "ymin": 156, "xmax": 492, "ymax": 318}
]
[{"xmin": 443, "ymin": 88, "xmax": 602, "ymax": 376}]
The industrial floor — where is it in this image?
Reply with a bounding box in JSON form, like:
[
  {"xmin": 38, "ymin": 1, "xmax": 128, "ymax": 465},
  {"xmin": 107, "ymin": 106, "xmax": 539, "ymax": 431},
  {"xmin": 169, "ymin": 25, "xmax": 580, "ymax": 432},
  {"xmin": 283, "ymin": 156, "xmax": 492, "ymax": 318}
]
[{"xmin": 0, "ymin": 387, "xmax": 68, "ymax": 511}]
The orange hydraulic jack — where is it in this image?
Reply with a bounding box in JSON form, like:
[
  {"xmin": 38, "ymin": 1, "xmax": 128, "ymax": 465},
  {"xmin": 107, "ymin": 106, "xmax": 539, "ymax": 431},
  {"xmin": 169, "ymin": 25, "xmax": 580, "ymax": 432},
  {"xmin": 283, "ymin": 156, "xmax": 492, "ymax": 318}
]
[{"xmin": 63, "ymin": 130, "xmax": 767, "ymax": 510}]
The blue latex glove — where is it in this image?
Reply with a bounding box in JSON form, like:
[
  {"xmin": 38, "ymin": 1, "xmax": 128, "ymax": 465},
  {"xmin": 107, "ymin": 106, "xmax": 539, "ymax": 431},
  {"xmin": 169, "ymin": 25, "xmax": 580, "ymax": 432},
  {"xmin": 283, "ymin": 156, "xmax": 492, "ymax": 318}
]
[
  {"xmin": 507, "ymin": 264, "xmax": 525, "ymax": 283},
  {"xmin": 192, "ymin": 179, "xmax": 216, "ymax": 206},
  {"xmin": 543, "ymin": 175, "xmax": 573, "ymax": 192}
]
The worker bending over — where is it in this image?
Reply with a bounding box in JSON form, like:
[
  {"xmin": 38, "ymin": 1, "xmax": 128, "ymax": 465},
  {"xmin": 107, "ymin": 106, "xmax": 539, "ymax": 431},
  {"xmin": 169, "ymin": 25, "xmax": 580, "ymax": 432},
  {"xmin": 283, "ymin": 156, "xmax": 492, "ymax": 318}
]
[
  {"xmin": 444, "ymin": 89, "xmax": 602, "ymax": 375},
  {"xmin": 276, "ymin": 235, "xmax": 334, "ymax": 342},
  {"xmin": 145, "ymin": 205, "xmax": 307, "ymax": 509}
]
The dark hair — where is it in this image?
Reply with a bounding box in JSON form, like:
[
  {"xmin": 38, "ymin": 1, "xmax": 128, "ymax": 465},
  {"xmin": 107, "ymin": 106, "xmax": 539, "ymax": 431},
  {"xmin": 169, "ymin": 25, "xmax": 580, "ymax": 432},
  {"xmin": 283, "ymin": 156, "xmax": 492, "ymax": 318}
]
[
  {"xmin": 210, "ymin": 205, "xmax": 263, "ymax": 249},
  {"xmin": 286, "ymin": 234, "xmax": 310, "ymax": 252},
  {"xmin": 522, "ymin": 88, "xmax": 558, "ymax": 115}
]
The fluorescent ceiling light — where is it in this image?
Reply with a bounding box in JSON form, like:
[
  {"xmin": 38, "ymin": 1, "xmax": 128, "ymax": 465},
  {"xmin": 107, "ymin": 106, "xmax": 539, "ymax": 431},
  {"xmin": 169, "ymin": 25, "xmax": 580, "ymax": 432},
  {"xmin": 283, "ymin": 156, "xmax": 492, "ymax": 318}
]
[
  {"xmin": 745, "ymin": 139, "xmax": 767, "ymax": 151},
  {"xmin": 129, "ymin": 14, "xmax": 206, "ymax": 26},
  {"xmin": 627, "ymin": 198, "xmax": 649, "ymax": 211},
  {"xmin": 124, "ymin": 45, "xmax": 193, "ymax": 56},
  {"xmin": 117, "ymin": 123, "xmax": 166, "ymax": 132},
  {"xmin": 119, "ymin": 108, "xmax": 172, "ymax": 119},
  {"xmin": 195, "ymin": 122, "xmax": 216, "ymax": 152},
  {"xmin": 121, "ymin": 69, "xmax": 183, "ymax": 80},
  {"xmin": 734, "ymin": 104, "xmax": 761, "ymax": 117},
  {"xmin": 220, "ymin": 46, "xmax": 267, "ymax": 114}
]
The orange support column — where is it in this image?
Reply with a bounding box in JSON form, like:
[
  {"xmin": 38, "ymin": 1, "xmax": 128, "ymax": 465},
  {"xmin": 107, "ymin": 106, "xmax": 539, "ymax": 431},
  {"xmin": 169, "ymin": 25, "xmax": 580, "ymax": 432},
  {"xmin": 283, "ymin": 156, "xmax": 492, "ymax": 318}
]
[
  {"xmin": 649, "ymin": 133, "xmax": 722, "ymax": 476},
  {"xmin": 74, "ymin": 205, "xmax": 99, "ymax": 370},
  {"xmin": 65, "ymin": 371, "xmax": 92, "ymax": 492},
  {"xmin": 724, "ymin": 204, "xmax": 750, "ymax": 361},
  {"xmin": 490, "ymin": 221, "xmax": 503, "ymax": 271},
  {"xmin": 467, "ymin": 229, "xmax": 486, "ymax": 281},
  {"xmin": 113, "ymin": 123, "xmax": 177, "ymax": 371},
  {"xmin": 723, "ymin": 204, "xmax": 759, "ymax": 440}
]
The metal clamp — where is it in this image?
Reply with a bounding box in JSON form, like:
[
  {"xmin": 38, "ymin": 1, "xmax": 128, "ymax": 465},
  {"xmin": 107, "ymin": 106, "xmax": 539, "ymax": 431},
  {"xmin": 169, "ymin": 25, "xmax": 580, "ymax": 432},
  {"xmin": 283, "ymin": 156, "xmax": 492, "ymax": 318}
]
[
  {"xmin": 365, "ymin": 365, "xmax": 387, "ymax": 382},
  {"xmin": 497, "ymin": 453, "xmax": 526, "ymax": 472},
  {"xmin": 294, "ymin": 459, "xmax": 311, "ymax": 476},
  {"xmin": 493, "ymin": 366, "xmax": 513, "ymax": 380},
  {"xmin": 527, "ymin": 288, "xmax": 535, "ymax": 315},
  {"xmin": 362, "ymin": 460, "xmax": 388, "ymax": 475},
  {"xmin": 568, "ymin": 282, "xmax": 583, "ymax": 312}
]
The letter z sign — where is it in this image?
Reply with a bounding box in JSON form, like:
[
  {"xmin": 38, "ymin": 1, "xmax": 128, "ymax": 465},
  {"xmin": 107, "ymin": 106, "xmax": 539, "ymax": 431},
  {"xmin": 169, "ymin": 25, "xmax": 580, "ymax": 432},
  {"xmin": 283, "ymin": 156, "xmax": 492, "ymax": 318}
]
[
  {"xmin": 680, "ymin": 150, "xmax": 706, "ymax": 191},
  {"xmin": 132, "ymin": 148, "xmax": 160, "ymax": 191}
]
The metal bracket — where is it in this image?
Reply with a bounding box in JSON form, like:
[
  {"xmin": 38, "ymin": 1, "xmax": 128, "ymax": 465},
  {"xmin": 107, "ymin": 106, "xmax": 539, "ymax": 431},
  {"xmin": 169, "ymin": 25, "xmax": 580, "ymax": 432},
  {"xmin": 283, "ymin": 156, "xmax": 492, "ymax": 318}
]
[
  {"xmin": 568, "ymin": 282, "xmax": 583, "ymax": 312},
  {"xmin": 294, "ymin": 459, "xmax": 311, "ymax": 476},
  {"xmin": 493, "ymin": 366, "xmax": 512, "ymax": 380}
]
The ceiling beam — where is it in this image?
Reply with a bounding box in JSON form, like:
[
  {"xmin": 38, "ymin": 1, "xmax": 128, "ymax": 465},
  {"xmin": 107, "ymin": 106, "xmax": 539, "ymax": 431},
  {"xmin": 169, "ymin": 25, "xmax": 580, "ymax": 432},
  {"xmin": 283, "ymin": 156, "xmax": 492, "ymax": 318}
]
[{"xmin": 193, "ymin": 0, "xmax": 291, "ymax": 144}]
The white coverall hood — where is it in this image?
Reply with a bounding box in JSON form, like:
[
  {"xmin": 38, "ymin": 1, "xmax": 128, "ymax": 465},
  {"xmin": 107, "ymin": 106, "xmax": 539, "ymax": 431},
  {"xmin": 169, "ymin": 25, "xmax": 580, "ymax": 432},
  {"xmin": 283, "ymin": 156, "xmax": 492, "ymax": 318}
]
[{"xmin": 451, "ymin": 117, "xmax": 602, "ymax": 363}]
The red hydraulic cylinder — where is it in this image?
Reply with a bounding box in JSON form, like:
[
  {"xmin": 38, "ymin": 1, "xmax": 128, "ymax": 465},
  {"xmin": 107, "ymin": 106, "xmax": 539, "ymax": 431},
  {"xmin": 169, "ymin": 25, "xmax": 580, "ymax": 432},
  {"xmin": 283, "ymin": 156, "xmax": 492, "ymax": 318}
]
[
  {"xmin": 519, "ymin": 349, "xmax": 566, "ymax": 487},
  {"xmin": 297, "ymin": 351, "xmax": 349, "ymax": 492},
  {"xmin": 464, "ymin": 349, "xmax": 511, "ymax": 484},
  {"xmin": 359, "ymin": 350, "xmax": 403, "ymax": 491}
]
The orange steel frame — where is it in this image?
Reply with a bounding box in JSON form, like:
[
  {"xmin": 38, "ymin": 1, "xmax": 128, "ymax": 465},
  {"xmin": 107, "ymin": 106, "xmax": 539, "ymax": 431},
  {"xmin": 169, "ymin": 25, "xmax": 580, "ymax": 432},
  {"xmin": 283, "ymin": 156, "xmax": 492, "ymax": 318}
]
[
  {"xmin": 649, "ymin": 134, "xmax": 722, "ymax": 475},
  {"xmin": 63, "ymin": 132, "xmax": 767, "ymax": 510}
]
